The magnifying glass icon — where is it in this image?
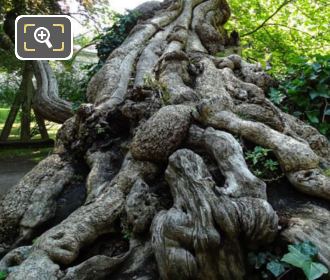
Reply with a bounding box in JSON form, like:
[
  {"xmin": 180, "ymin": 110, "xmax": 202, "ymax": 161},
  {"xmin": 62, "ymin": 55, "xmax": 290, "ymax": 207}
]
[{"xmin": 34, "ymin": 27, "xmax": 53, "ymax": 49}]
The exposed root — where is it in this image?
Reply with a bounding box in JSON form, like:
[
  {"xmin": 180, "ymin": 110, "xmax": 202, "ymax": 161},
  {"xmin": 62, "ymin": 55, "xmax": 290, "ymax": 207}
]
[
  {"xmin": 32, "ymin": 61, "xmax": 73, "ymax": 124},
  {"xmin": 0, "ymin": 155, "xmax": 77, "ymax": 254},
  {"xmin": 152, "ymin": 149, "xmax": 278, "ymax": 279},
  {"xmin": 194, "ymin": 102, "xmax": 329, "ymax": 200},
  {"xmin": 126, "ymin": 179, "xmax": 158, "ymax": 234},
  {"xmin": 188, "ymin": 125, "xmax": 267, "ymax": 199},
  {"xmin": 62, "ymin": 254, "xmax": 129, "ymax": 280},
  {"xmin": 280, "ymin": 204, "xmax": 330, "ymax": 270},
  {"xmin": 131, "ymin": 105, "xmax": 192, "ymax": 161},
  {"xmin": 287, "ymin": 170, "xmax": 330, "ymax": 200}
]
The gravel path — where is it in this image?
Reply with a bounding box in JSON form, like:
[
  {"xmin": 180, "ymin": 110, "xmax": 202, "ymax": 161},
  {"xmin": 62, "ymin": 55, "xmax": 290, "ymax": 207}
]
[{"xmin": 0, "ymin": 158, "xmax": 37, "ymax": 198}]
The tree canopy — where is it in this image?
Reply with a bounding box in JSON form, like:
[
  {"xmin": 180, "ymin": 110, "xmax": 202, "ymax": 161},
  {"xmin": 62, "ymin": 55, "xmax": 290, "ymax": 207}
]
[{"xmin": 227, "ymin": 0, "xmax": 330, "ymax": 74}]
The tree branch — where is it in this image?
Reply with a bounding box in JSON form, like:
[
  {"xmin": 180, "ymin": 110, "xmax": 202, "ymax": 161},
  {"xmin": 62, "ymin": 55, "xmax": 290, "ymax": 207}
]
[
  {"xmin": 241, "ymin": 0, "xmax": 294, "ymax": 37},
  {"xmin": 71, "ymin": 41, "xmax": 96, "ymax": 63},
  {"xmin": 264, "ymin": 23, "xmax": 315, "ymax": 37}
]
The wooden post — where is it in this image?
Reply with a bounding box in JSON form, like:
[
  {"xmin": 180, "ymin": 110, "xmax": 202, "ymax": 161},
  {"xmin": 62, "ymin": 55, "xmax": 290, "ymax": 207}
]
[
  {"xmin": 34, "ymin": 110, "xmax": 50, "ymax": 140},
  {"xmin": 20, "ymin": 62, "xmax": 34, "ymax": 141},
  {"xmin": 1, "ymin": 62, "xmax": 51, "ymax": 143},
  {"xmin": 0, "ymin": 66, "xmax": 26, "ymax": 141}
]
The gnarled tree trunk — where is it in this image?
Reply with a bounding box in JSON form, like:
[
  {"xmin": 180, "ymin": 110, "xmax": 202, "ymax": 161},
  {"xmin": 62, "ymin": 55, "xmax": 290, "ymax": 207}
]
[
  {"xmin": 0, "ymin": 0, "xmax": 329, "ymax": 279},
  {"xmin": 1, "ymin": 16, "xmax": 72, "ymax": 126},
  {"xmin": 32, "ymin": 61, "xmax": 73, "ymax": 124}
]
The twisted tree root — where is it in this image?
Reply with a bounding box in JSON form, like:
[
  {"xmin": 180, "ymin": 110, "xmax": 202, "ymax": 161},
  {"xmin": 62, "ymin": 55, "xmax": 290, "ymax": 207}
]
[{"xmin": 152, "ymin": 149, "xmax": 278, "ymax": 280}]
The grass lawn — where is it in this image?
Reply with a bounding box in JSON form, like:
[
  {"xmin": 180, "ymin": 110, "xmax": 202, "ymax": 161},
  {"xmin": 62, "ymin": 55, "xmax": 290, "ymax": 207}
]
[
  {"xmin": 0, "ymin": 147, "xmax": 53, "ymax": 163},
  {"xmin": 0, "ymin": 107, "xmax": 60, "ymax": 140},
  {"xmin": 0, "ymin": 108, "xmax": 10, "ymax": 123},
  {"xmin": 0, "ymin": 107, "xmax": 58, "ymax": 163}
]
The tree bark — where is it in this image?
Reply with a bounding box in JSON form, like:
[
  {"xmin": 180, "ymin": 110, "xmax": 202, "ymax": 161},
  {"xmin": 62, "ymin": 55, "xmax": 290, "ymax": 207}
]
[
  {"xmin": 0, "ymin": 0, "xmax": 329, "ymax": 279},
  {"xmin": 0, "ymin": 86, "xmax": 23, "ymax": 141},
  {"xmin": 32, "ymin": 61, "xmax": 73, "ymax": 124},
  {"xmin": 20, "ymin": 62, "xmax": 34, "ymax": 141},
  {"xmin": 0, "ymin": 12, "xmax": 72, "ymax": 126},
  {"xmin": 0, "ymin": 62, "xmax": 31, "ymax": 141},
  {"xmin": 34, "ymin": 111, "xmax": 50, "ymax": 140}
]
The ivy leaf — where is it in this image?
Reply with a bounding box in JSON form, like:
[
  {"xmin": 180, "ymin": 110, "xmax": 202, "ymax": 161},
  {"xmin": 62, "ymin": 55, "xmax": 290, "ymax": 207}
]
[
  {"xmin": 281, "ymin": 245, "xmax": 310, "ymax": 267},
  {"xmin": 269, "ymin": 88, "xmax": 285, "ymax": 105},
  {"xmin": 324, "ymin": 108, "xmax": 330, "ymax": 116},
  {"xmin": 309, "ymin": 73, "xmax": 319, "ymax": 80},
  {"xmin": 306, "ymin": 111, "xmax": 319, "ymax": 124},
  {"xmin": 248, "ymin": 252, "xmax": 268, "ymax": 269},
  {"xmin": 266, "ymin": 260, "xmax": 286, "ymax": 277},
  {"xmin": 281, "ymin": 244, "xmax": 329, "ymax": 280},
  {"xmin": 302, "ymin": 262, "xmax": 329, "ymax": 280},
  {"xmin": 0, "ymin": 271, "xmax": 7, "ymax": 280},
  {"xmin": 295, "ymin": 241, "xmax": 318, "ymax": 257},
  {"xmin": 312, "ymin": 63, "xmax": 322, "ymax": 72},
  {"xmin": 309, "ymin": 90, "xmax": 329, "ymax": 100}
]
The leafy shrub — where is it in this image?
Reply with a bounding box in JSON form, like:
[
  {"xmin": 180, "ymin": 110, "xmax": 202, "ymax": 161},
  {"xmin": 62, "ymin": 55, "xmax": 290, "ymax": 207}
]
[
  {"xmin": 69, "ymin": 10, "xmax": 141, "ymax": 102},
  {"xmin": 0, "ymin": 73, "xmax": 20, "ymax": 106},
  {"xmin": 144, "ymin": 75, "xmax": 171, "ymax": 105},
  {"xmin": 249, "ymin": 241, "xmax": 329, "ymax": 280},
  {"xmin": 324, "ymin": 169, "xmax": 330, "ymax": 177},
  {"xmin": 269, "ymin": 55, "xmax": 330, "ymax": 138},
  {"xmin": 245, "ymin": 146, "xmax": 281, "ymax": 179},
  {"xmin": 282, "ymin": 242, "xmax": 328, "ymax": 280},
  {"xmin": 96, "ymin": 11, "xmax": 140, "ymax": 63},
  {"xmin": 56, "ymin": 66, "xmax": 88, "ymax": 111},
  {"xmin": 86, "ymin": 10, "xmax": 141, "ymax": 77},
  {"xmin": 0, "ymin": 271, "xmax": 7, "ymax": 280},
  {"xmin": 226, "ymin": 0, "xmax": 330, "ymax": 74}
]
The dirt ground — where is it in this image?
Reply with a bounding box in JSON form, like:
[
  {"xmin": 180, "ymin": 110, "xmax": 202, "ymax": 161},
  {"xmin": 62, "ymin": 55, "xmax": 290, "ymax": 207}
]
[{"xmin": 0, "ymin": 158, "xmax": 37, "ymax": 198}]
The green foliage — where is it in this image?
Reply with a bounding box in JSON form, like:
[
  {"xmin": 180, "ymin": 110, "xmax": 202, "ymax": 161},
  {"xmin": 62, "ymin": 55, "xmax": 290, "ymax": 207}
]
[
  {"xmin": 248, "ymin": 251, "xmax": 289, "ymax": 279},
  {"xmin": 0, "ymin": 147, "xmax": 53, "ymax": 163},
  {"xmin": 225, "ymin": 0, "xmax": 329, "ymax": 137},
  {"xmin": 226, "ymin": 0, "xmax": 330, "ymax": 74},
  {"xmin": 0, "ymin": 0, "xmax": 64, "ymax": 20},
  {"xmin": 268, "ymin": 88, "xmax": 285, "ymax": 105},
  {"xmin": 144, "ymin": 74, "xmax": 171, "ymax": 105},
  {"xmin": 0, "ymin": 73, "xmax": 20, "ymax": 106},
  {"xmin": 0, "ymin": 271, "xmax": 7, "ymax": 280},
  {"xmin": 122, "ymin": 229, "xmax": 132, "ymax": 240},
  {"xmin": 55, "ymin": 66, "xmax": 88, "ymax": 111},
  {"xmin": 323, "ymin": 169, "xmax": 330, "ymax": 177},
  {"xmin": 269, "ymin": 55, "xmax": 330, "ymax": 137},
  {"xmin": 87, "ymin": 10, "xmax": 140, "ymax": 76},
  {"xmin": 246, "ymin": 146, "xmax": 271, "ymax": 165},
  {"xmin": 281, "ymin": 242, "xmax": 328, "ymax": 280},
  {"xmin": 245, "ymin": 146, "xmax": 280, "ymax": 178},
  {"xmin": 0, "ymin": 26, "xmax": 22, "ymax": 73},
  {"xmin": 0, "ymin": 108, "xmax": 9, "ymax": 123},
  {"xmin": 249, "ymin": 242, "xmax": 328, "ymax": 280},
  {"xmin": 95, "ymin": 10, "xmax": 140, "ymax": 63},
  {"xmin": 266, "ymin": 260, "xmax": 286, "ymax": 277},
  {"xmin": 0, "ymin": 0, "xmax": 98, "ymax": 18}
]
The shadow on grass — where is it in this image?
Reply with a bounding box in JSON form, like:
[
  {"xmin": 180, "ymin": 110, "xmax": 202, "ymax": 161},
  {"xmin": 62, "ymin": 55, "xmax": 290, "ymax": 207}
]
[
  {"xmin": 1, "ymin": 107, "xmax": 56, "ymax": 163},
  {"xmin": 0, "ymin": 107, "xmax": 60, "ymax": 141},
  {"xmin": 0, "ymin": 147, "xmax": 53, "ymax": 163}
]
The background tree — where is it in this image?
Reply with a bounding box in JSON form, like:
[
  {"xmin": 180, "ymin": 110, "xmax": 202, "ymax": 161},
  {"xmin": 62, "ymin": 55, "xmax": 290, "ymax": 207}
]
[
  {"xmin": 226, "ymin": 0, "xmax": 330, "ymax": 73},
  {"xmin": 226, "ymin": 0, "xmax": 330, "ymax": 138},
  {"xmin": 0, "ymin": 0, "xmax": 71, "ymax": 143},
  {"xmin": 0, "ymin": 0, "xmax": 108, "ymax": 142}
]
